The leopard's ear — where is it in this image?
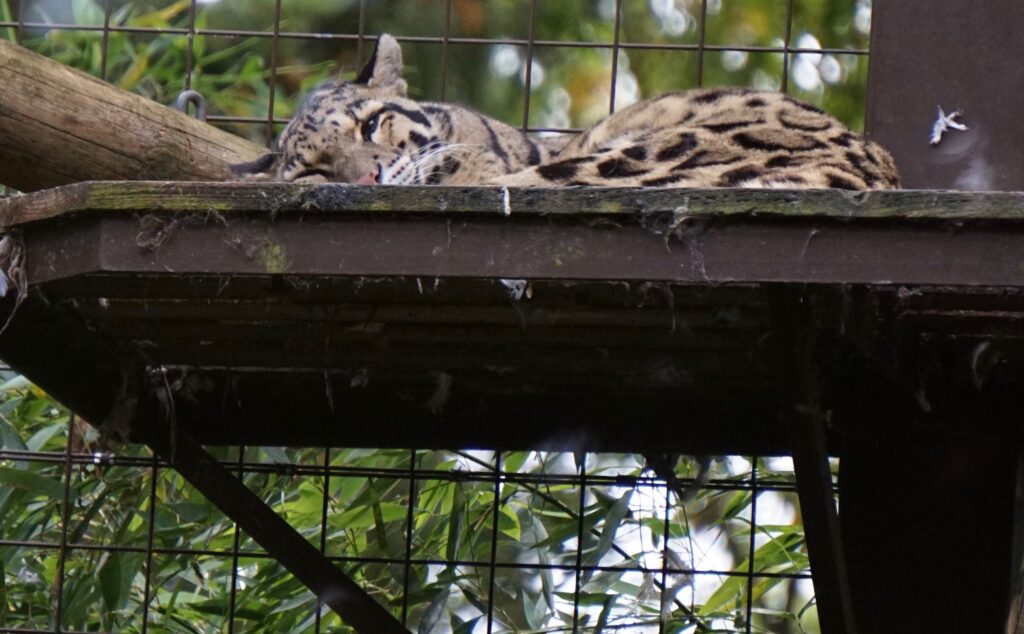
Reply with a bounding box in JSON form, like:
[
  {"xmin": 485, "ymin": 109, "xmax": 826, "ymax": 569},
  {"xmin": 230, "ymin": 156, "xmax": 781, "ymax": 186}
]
[
  {"xmin": 229, "ymin": 152, "xmax": 280, "ymax": 181},
  {"xmin": 354, "ymin": 34, "xmax": 408, "ymax": 97}
]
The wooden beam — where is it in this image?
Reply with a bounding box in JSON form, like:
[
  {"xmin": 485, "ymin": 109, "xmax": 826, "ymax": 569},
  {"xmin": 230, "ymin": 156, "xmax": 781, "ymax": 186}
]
[
  {"xmin": 5, "ymin": 182, "xmax": 1024, "ymax": 226},
  {"xmin": 770, "ymin": 287, "xmax": 857, "ymax": 634},
  {"xmin": 0, "ymin": 41, "xmax": 264, "ymax": 192},
  {"xmin": 841, "ymin": 431, "xmax": 1017, "ymax": 633}
]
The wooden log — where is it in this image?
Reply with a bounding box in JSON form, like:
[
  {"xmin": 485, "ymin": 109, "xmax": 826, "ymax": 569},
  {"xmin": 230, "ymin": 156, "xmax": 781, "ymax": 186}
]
[{"xmin": 0, "ymin": 40, "xmax": 265, "ymax": 192}]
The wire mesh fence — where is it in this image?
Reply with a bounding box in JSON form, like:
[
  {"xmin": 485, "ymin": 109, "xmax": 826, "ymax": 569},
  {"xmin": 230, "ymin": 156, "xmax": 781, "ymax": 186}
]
[
  {"xmin": 0, "ymin": 1, "xmax": 862, "ymax": 631},
  {"xmin": 0, "ymin": 377, "xmax": 826, "ymax": 633},
  {"xmin": 0, "ymin": 0, "xmax": 873, "ymax": 148}
]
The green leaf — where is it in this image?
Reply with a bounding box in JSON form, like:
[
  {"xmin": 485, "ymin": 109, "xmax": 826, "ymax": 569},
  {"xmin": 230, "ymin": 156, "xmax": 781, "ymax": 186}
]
[
  {"xmin": 366, "ymin": 478, "xmax": 391, "ymax": 556},
  {"xmin": 497, "ymin": 503, "xmax": 521, "ymax": 540},
  {"xmin": 71, "ymin": 0, "xmax": 104, "ymax": 25},
  {"xmin": 503, "ymin": 451, "xmax": 530, "ymax": 473},
  {"xmin": 0, "ymin": 467, "xmax": 63, "ymax": 498},
  {"xmin": 25, "ymin": 423, "xmax": 64, "ymax": 452},
  {"xmin": 720, "ymin": 490, "xmax": 753, "ymax": 522},
  {"xmin": 446, "ymin": 482, "xmax": 465, "ymax": 563},
  {"xmin": 588, "ymin": 490, "xmax": 631, "ymax": 568},
  {"xmin": 699, "ymin": 531, "xmax": 805, "ymax": 615},
  {"xmin": 594, "ymin": 594, "xmax": 616, "ymax": 633},
  {"xmin": 417, "ymin": 587, "xmax": 450, "ymax": 634},
  {"xmin": 452, "ymin": 615, "xmax": 481, "ymax": 634},
  {"xmin": 0, "ymin": 375, "xmax": 31, "ymax": 392},
  {"xmin": 98, "ymin": 551, "xmax": 140, "ymax": 612},
  {"xmin": 0, "ymin": 410, "xmax": 27, "ymax": 452}
]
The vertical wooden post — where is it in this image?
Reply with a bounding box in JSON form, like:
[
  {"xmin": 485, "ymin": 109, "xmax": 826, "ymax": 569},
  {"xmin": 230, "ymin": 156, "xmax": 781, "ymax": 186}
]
[
  {"xmin": 840, "ymin": 430, "xmax": 1017, "ymax": 633},
  {"xmin": 770, "ymin": 287, "xmax": 857, "ymax": 634}
]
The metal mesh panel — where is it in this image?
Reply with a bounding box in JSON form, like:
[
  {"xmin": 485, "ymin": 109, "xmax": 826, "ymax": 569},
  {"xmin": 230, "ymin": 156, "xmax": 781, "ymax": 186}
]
[
  {"xmin": 0, "ymin": 1, "xmax": 863, "ymax": 631},
  {"xmin": 1, "ymin": 0, "xmax": 872, "ymax": 148},
  {"xmin": 0, "ymin": 396, "xmax": 825, "ymax": 632}
]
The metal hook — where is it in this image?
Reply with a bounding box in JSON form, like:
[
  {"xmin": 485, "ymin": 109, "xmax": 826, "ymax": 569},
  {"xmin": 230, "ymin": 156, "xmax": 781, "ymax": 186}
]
[{"xmin": 174, "ymin": 89, "xmax": 207, "ymax": 121}]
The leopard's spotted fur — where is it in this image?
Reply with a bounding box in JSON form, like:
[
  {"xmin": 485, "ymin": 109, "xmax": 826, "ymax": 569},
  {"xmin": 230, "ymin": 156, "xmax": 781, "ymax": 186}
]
[{"xmin": 232, "ymin": 34, "xmax": 900, "ymax": 190}]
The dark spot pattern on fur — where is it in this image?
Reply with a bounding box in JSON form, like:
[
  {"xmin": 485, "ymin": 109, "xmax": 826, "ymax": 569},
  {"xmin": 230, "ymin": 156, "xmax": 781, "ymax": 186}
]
[
  {"xmin": 778, "ymin": 111, "xmax": 833, "ymax": 132},
  {"xmin": 864, "ymin": 144, "xmax": 884, "ymax": 166},
  {"xmin": 537, "ymin": 157, "xmax": 593, "ymax": 181},
  {"xmin": 672, "ymin": 150, "xmax": 742, "ymax": 172},
  {"xmin": 641, "ymin": 173, "xmax": 684, "ymax": 187},
  {"xmin": 844, "ymin": 151, "xmax": 874, "ymax": 179},
  {"xmin": 655, "ymin": 132, "xmax": 698, "ymax": 161},
  {"xmin": 622, "ymin": 145, "xmax": 647, "ymax": 161},
  {"xmin": 830, "ymin": 132, "xmax": 855, "ymax": 148},
  {"xmin": 377, "ymin": 104, "xmax": 431, "ymax": 127},
  {"xmin": 732, "ymin": 131, "xmax": 824, "ymax": 152},
  {"xmin": 597, "ymin": 157, "xmax": 648, "ymax": 178},
  {"xmin": 719, "ymin": 166, "xmax": 763, "ymax": 186},
  {"xmin": 477, "ymin": 113, "xmax": 512, "ymax": 171},
  {"xmin": 443, "ymin": 156, "xmax": 462, "ymax": 175},
  {"xmin": 703, "ymin": 120, "xmax": 762, "ymax": 133},
  {"xmin": 827, "ymin": 173, "xmax": 862, "ymax": 190},
  {"xmin": 526, "ymin": 139, "xmax": 542, "ymax": 166},
  {"xmin": 408, "ymin": 131, "xmax": 430, "ymax": 147},
  {"xmin": 422, "ymin": 105, "xmax": 454, "ymax": 137},
  {"xmin": 746, "ymin": 97, "xmax": 767, "ymax": 108},
  {"xmin": 692, "ymin": 89, "xmax": 728, "ymax": 104},
  {"xmin": 765, "ymin": 155, "xmax": 796, "ymax": 168}
]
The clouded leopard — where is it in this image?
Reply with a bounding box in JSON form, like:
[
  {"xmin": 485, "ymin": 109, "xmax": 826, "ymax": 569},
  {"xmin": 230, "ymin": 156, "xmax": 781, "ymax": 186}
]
[{"xmin": 233, "ymin": 34, "xmax": 900, "ymax": 190}]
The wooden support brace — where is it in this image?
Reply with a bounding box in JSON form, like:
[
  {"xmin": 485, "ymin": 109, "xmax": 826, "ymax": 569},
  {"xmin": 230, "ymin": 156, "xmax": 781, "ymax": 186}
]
[
  {"xmin": 0, "ymin": 40, "xmax": 264, "ymax": 192},
  {"xmin": 134, "ymin": 410, "xmax": 410, "ymax": 634},
  {"xmin": 0, "ymin": 290, "xmax": 409, "ymax": 634},
  {"xmin": 769, "ymin": 286, "xmax": 857, "ymax": 634}
]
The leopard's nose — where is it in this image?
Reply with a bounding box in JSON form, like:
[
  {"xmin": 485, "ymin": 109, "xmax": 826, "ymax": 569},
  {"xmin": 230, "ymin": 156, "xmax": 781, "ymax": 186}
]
[{"xmin": 355, "ymin": 164, "xmax": 381, "ymax": 185}]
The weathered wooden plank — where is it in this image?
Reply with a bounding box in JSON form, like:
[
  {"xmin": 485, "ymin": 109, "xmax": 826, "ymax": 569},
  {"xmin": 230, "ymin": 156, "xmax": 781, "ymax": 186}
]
[
  {"xmin": 0, "ymin": 42, "xmax": 264, "ymax": 192},
  {"xmin": 3, "ymin": 181, "xmax": 1024, "ymax": 226},
  {"xmin": 40, "ymin": 273, "xmax": 768, "ymax": 308},
  {"xmin": 72, "ymin": 298, "xmax": 762, "ymax": 331},
  {"xmin": 152, "ymin": 369, "xmax": 788, "ymax": 453},
  {"xmin": 22, "ymin": 212, "xmax": 1024, "ymax": 288}
]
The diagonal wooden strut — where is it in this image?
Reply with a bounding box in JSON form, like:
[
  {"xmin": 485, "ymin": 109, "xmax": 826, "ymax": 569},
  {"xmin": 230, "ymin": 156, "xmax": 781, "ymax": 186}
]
[
  {"xmin": 134, "ymin": 416, "xmax": 410, "ymax": 634},
  {"xmin": 0, "ymin": 292, "xmax": 408, "ymax": 634},
  {"xmin": 769, "ymin": 286, "xmax": 857, "ymax": 634}
]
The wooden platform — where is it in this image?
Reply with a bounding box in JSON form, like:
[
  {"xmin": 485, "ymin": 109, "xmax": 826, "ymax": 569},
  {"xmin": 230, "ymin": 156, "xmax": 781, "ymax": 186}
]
[
  {"xmin": 1, "ymin": 182, "xmax": 1023, "ymax": 453},
  {"xmin": 2, "ymin": 181, "xmax": 1023, "ymax": 633}
]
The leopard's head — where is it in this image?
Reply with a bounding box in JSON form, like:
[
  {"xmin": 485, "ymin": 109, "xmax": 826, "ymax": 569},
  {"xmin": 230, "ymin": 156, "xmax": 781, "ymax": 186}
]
[{"xmin": 231, "ymin": 34, "xmax": 442, "ymax": 184}]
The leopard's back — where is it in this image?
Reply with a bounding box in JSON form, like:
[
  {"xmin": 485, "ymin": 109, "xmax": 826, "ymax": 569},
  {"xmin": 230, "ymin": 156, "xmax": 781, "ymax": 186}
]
[{"xmin": 500, "ymin": 87, "xmax": 900, "ymax": 189}]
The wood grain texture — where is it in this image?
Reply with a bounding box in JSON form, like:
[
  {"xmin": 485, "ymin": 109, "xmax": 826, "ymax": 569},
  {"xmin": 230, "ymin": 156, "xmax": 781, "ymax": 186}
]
[
  {"xmin": 2, "ymin": 181, "xmax": 1024, "ymax": 227},
  {"xmin": 0, "ymin": 40, "xmax": 265, "ymax": 192}
]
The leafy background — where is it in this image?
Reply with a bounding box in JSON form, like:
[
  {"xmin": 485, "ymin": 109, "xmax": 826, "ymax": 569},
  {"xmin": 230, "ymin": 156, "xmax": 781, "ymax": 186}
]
[{"xmin": 0, "ymin": 0, "xmax": 863, "ymax": 631}]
